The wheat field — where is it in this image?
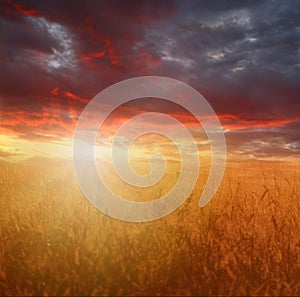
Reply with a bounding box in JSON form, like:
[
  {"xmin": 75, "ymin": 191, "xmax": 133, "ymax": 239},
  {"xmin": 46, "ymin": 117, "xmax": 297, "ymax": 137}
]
[{"xmin": 0, "ymin": 158, "xmax": 299, "ymax": 296}]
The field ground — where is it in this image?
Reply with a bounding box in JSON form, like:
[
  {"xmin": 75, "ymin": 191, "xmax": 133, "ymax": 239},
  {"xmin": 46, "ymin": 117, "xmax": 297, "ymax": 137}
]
[{"xmin": 0, "ymin": 157, "xmax": 299, "ymax": 296}]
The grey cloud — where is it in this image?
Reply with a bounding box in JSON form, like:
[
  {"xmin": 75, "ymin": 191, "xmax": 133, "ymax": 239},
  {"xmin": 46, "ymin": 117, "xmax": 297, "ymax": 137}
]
[
  {"xmin": 0, "ymin": 0, "xmax": 299, "ymax": 160},
  {"xmin": 142, "ymin": 0, "xmax": 300, "ymax": 121}
]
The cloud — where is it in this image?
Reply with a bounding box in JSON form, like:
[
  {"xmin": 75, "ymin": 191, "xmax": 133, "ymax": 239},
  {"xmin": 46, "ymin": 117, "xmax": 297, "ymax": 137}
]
[
  {"xmin": 0, "ymin": 0, "xmax": 299, "ymax": 160},
  {"xmin": 140, "ymin": 0, "xmax": 300, "ymax": 118}
]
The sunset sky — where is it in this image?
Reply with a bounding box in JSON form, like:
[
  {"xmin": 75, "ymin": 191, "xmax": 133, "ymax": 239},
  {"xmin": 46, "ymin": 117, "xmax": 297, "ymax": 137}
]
[{"xmin": 0, "ymin": 0, "xmax": 299, "ymax": 162}]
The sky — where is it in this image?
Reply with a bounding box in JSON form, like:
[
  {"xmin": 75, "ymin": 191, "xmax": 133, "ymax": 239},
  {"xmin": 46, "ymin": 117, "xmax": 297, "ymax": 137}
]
[{"xmin": 0, "ymin": 0, "xmax": 299, "ymax": 162}]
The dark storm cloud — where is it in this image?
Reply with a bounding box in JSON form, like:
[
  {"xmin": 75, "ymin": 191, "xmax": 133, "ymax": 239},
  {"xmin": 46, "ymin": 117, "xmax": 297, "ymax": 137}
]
[
  {"xmin": 142, "ymin": 0, "xmax": 300, "ymax": 120},
  {"xmin": 0, "ymin": 0, "xmax": 175, "ymax": 107},
  {"xmin": 0, "ymin": 18, "xmax": 58, "ymax": 55},
  {"xmin": 0, "ymin": 0, "xmax": 299, "ymax": 158}
]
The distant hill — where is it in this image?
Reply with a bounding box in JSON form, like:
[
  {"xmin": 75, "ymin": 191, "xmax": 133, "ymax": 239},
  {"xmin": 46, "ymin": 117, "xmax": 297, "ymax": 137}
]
[{"xmin": 19, "ymin": 156, "xmax": 72, "ymax": 166}]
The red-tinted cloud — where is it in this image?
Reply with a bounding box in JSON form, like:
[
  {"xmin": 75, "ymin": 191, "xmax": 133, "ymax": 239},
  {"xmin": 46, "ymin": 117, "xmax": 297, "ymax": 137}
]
[
  {"xmin": 5, "ymin": 0, "xmax": 38, "ymax": 17},
  {"xmin": 0, "ymin": 0, "xmax": 299, "ymax": 159}
]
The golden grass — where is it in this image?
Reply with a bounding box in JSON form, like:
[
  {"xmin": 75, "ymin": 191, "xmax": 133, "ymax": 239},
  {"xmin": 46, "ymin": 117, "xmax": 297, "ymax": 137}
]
[{"xmin": 0, "ymin": 158, "xmax": 299, "ymax": 296}]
